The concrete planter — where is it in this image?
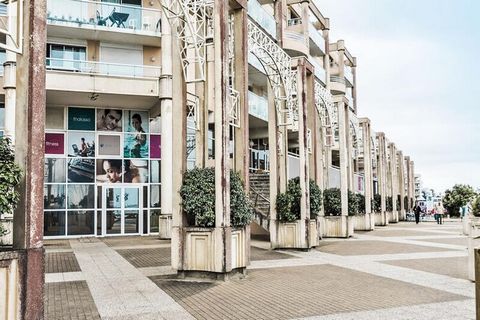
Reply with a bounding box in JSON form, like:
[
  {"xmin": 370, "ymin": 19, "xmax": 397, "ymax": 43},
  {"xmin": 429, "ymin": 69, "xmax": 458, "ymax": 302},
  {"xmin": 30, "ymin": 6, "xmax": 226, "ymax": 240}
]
[
  {"xmin": 0, "ymin": 250, "xmax": 22, "ymax": 319},
  {"xmin": 276, "ymin": 220, "xmax": 317, "ymax": 249},
  {"xmin": 0, "ymin": 218, "xmax": 13, "ymax": 246},
  {"xmin": 468, "ymin": 222, "xmax": 480, "ymax": 281},
  {"xmin": 158, "ymin": 214, "xmax": 172, "ymax": 239},
  {"xmin": 354, "ymin": 213, "xmax": 375, "ymax": 231},
  {"xmin": 324, "ymin": 216, "xmax": 354, "ymax": 238},
  {"xmin": 317, "ymin": 216, "xmax": 326, "ymax": 238},
  {"xmin": 374, "ymin": 212, "xmax": 387, "ymax": 226},
  {"xmin": 181, "ymin": 226, "xmax": 249, "ymax": 274},
  {"xmin": 387, "ymin": 211, "xmax": 399, "ymax": 223}
]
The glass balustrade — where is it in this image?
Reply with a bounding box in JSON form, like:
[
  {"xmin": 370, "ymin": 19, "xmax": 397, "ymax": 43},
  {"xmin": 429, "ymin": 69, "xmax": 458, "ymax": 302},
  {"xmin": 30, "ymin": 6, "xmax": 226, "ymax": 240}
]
[
  {"xmin": 248, "ymin": 91, "xmax": 268, "ymax": 121},
  {"xmin": 47, "ymin": 0, "xmax": 161, "ymax": 33},
  {"xmin": 46, "ymin": 58, "xmax": 161, "ymax": 78},
  {"xmin": 247, "ymin": 0, "xmax": 276, "ymax": 38},
  {"xmin": 308, "ymin": 23, "xmax": 325, "ymax": 54}
]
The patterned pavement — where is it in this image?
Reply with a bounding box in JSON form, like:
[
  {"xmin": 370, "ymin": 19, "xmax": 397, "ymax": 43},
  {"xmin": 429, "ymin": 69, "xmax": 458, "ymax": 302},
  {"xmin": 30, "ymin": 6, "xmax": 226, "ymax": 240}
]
[{"xmin": 43, "ymin": 221, "xmax": 475, "ymax": 319}]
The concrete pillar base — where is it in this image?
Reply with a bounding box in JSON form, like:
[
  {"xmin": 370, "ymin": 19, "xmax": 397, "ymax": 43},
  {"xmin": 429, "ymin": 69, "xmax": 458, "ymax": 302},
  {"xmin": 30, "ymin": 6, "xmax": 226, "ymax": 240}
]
[
  {"xmin": 272, "ymin": 220, "xmax": 316, "ymax": 250},
  {"xmin": 177, "ymin": 267, "xmax": 247, "ymax": 281},
  {"xmin": 387, "ymin": 211, "xmax": 399, "ymax": 223},
  {"xmin": 158, "ymin": 214, "xmax": 172, "ymax": 239}
]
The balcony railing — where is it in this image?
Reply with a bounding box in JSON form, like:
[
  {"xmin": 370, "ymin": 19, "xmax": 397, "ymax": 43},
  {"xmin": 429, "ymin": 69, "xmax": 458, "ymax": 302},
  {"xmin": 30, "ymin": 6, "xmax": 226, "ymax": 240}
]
[
  {"xmin": 309, "ymin": 56, "xmax": 326, "ymax": 83},
  {"xmin": 248, "ymin": 91, "xmax": 268, "ymax": 121},
  {"xmin": 46, "ymin": 58, "xmax": 161, "ymax": 78},
  {"xmin": 47, "ymin": 0, "xmax": 161, "ymax": 33},
  {"xmin": 344, "ymin": 66, "xmax": 354, "ymax": 86},
  {"xmin": 287, "ymin": 18, "xmax": 302, "ymax": 26},
  {"xmin": 330, "ymin": 75, "xmax": 346, "ymax": 85},
  {"xmin": 308, "ymin": 23, "xmax": 325, "ymax": 54},
  {"xmin": 247, "ymin": 0, "xmax": 276, "ymax": 38}
]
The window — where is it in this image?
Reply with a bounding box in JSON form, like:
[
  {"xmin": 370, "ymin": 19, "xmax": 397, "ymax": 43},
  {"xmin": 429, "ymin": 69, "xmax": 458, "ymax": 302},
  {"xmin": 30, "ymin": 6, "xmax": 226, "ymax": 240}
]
[{"xmin": 46, "ymin": 44, "xmax": 86, "ymax": 71}]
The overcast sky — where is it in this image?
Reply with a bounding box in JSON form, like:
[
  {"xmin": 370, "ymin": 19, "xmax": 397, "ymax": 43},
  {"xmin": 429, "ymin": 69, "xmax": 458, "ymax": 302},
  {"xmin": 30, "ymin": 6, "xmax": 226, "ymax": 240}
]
[{"xmin": 317, "ymin": 0, "xmax": 480, "ymax": 193}]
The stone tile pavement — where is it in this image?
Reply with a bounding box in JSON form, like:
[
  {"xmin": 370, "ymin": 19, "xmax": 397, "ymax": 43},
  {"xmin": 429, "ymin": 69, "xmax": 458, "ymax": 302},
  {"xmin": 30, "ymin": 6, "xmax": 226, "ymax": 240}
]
[{"xmin": 43, "ymin": 221, "xmax": 476, "ymax": 319}]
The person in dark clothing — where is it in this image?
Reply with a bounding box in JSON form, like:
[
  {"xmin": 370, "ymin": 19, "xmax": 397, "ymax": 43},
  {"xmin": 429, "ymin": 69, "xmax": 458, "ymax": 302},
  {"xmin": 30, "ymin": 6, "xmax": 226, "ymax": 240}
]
[{"xmin": 414, "ymin": 204, "xmax": 422, "ymax": 224}]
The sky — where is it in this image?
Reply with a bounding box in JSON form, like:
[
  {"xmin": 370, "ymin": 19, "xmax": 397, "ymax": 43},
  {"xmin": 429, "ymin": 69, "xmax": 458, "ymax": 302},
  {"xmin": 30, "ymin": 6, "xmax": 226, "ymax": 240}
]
[{"xmin": 317, "ymin": 0, "xmax": 480, "ymax": 193}]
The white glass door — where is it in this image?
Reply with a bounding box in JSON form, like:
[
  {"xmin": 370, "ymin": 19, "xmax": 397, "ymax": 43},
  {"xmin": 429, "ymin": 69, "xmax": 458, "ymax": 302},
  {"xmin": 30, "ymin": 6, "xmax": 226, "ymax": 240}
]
[{"xmin": 102, "ymin": 185, "xmax": 143, "ymax": 236}]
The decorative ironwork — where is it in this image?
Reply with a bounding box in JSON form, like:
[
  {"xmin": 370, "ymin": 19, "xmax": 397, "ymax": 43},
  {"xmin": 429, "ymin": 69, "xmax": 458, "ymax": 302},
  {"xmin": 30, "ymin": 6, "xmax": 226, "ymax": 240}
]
[
  {"xmin": 159, "ymin": 0, "xmax": 214, "ymax": 83},
  {"xmin": 314, "ymin": 80, "xmax": 336, "ymax": 147},
  {"xmin": 247, "ymin": 19, "xmax": 297, "ymax": 128}
]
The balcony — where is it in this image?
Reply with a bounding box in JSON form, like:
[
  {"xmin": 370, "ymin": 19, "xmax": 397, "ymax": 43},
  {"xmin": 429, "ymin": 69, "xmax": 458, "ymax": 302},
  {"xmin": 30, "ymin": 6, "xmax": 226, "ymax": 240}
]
[
  {"xmin": 344, "ymin": 66, "xmax": 354, "ymax": 86},
  {"xmin": 330, "ymin": 75, "xmax": 346, "ymax": 95},
  {"xmin": 308, "ymin": 23, "xmax": 325, "ymax": 56},
  {"xmin": 46, "ymin": 0, "xmax": 162, "ymax": 46},
  {"xmin": 46, "ymin": 58, "xmax": 161, "ymax": 108},
  {"xmin": 248, "ymin": 91, "xmax": 268, "ymax": 122},
  {"xmin": 247, "ymin": 0, "xmax": 276, "ymax": 39},
  {"xmin": 284, "ymin": 18, "xmax": 308, "ymax": 56},
  {"xmin": 309, "ymin": 56, "xmax": 326, "ymax": 85}
]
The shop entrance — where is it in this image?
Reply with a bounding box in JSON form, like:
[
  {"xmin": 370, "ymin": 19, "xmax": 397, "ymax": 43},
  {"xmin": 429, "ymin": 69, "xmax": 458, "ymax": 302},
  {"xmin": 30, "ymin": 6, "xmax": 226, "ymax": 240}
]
[{"xmin": 101, "ymin": 186, "xmax": 143, "ymax": 236}]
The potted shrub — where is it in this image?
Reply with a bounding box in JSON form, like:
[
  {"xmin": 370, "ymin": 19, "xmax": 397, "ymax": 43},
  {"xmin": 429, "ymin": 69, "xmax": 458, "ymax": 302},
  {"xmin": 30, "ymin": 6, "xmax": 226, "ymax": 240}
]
[
  {"xmin": 323, "ymin": 188, "xmax": 352, "ymax": 237},
  {"xmin": 0, "ymin": 137, "xmax": 22, "ymax": 246},
  {"xmin": 275, "ymin": 178, "xmax": 322, "ymax": 248},
  {"xmin": 179, "ymin": 167, "xmax": 253, "ymax": 272}
]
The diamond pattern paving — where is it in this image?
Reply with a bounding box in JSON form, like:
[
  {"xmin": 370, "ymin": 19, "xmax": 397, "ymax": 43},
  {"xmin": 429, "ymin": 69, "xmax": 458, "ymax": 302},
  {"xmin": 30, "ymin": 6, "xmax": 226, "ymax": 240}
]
[
  {"xmin": 419, "ymin": 237, "xmax": 468, "ymax": 247},
  {"xmin": 44, "ymin": 239, "xmax": 71, "ymax": 250},
  {"xmin": 116, "ymin": 247, "xmax": 171, "ymax": 268},
  {"xmin": 317, "ymin": 240, "xmax": 453, "ymax": 256},
  {"xmin": 382, "ymin": 256, "xmax": 469, "ymax": 280},
  {"xmin": 151, "ymin": 264, "xmax": 468, "ymax": 320},
  {"xmin": 357, "ymin": 229, "xmax": 447, "ymax": 237},
  {"xmin": 44, "ymin": 281, "xmax": 100, "ymax": 320},
  {"xmin": 101, "ymin": 236, "xmax": 169, "ymax": 247},
  {"xmin": 45, "ymin": 252, "xmax": 81, "ymax": 273},
  {"xmin": 250, "ymin": 246, "xmax": 295, "ymax": 261}
]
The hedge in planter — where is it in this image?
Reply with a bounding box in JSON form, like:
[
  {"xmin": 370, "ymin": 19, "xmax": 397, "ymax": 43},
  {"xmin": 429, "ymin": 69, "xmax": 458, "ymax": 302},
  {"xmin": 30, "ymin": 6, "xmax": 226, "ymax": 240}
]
[
  {"xmin": 373, "ymin": 194, "xmax": 381, "ymax": 213},
  {"xmin": 386, "ymin": 196, "xmax": 393, "ymax": 212},
  {"xmin": 356, "ymin": 193, "xmax": 365, "ymax": 215},
  {"xmin": 348, "ymin": 191, "xmax": 359, "ymax": 216},
  {"xmin": 323, "ymin": 188, "xmax": 341, "ymax": 216},
  {"xmin": 180, "ymin": 167, "xmax": 253, "ymax": 228},
  {"xmin": 396, "ymin": 195, "xmax": 401, "ymax": 211},
  {"xmin": 0, "ymin": 137, "xmax": 22, "ymax": 237},
  {"xmin": 275, "ymin": 178, "xmax": 323, "ymax": 222},
  {"xmin": 404, "ymin": 196, "xmax": 409, "ymax": 211}
]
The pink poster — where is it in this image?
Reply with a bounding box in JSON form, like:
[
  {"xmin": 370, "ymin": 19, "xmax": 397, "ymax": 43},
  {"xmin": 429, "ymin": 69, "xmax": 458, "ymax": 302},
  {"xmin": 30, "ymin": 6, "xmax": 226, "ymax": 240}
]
[
  {"xmin": 45, "ymin": 133, "xmax": 65, "ymax": 155},
  {"xmin": 150, "ymin": 134, "xmax": 161, "ymax": 159}
]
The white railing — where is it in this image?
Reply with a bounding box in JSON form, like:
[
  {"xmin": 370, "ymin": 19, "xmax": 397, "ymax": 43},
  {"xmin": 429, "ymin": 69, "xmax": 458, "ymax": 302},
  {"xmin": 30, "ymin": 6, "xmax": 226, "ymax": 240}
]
[
  {"xmin": 308, "ymin": 23, "xmax": 325, "ymax": 54},
  {"xmin": 287, "ymin": 152, "xmax": 300, "ymax": 180},
  {"xmin": 247, "ymin": 0, "xmax": 276, "ymax": 38},
  {"xmin": 46, "ymin": 0, "xmax": 161, "ymax": 33},
  {"xmin": 46, "ymin": 58, "xmax": 161, "ymax": 78},
  {"xmin": 248, "ymin": 91, "xmax": 268, "ymax": 121},
  {"xmin": 250, "ymin": 148, "xmax": 270, "ymax": 172}
]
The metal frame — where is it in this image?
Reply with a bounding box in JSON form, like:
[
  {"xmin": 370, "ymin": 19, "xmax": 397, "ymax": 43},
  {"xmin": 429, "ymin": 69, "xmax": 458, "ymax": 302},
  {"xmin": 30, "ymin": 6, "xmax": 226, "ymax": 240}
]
[
  {"xmin": 313, "ymin": 80, "xmax": 336, "ymax": 146},
  {"xmin": 247, "ymin": 18, "xmax": 297, "ymax": 128},
  {"xmin": 0, "ymin": 0, "xmax": 23, "ymax": 54},
  {"xmin": 159, "ymin": 0, "xmax": 214, "ymax": 83}
]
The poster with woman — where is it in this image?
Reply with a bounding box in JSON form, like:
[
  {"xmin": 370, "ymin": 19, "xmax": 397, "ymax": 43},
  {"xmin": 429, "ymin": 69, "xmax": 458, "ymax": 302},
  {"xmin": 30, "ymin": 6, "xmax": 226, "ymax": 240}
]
[{"xmin": 124, "ymin": 111, "xmax": 149, "ymax": 158}]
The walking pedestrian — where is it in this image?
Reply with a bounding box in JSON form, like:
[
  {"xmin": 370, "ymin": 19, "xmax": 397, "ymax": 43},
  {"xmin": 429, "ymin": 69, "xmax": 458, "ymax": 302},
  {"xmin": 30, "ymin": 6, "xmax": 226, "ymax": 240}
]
[{"xmin": 414, "ymin": 203, "xmax": 422, "ymax": 224}]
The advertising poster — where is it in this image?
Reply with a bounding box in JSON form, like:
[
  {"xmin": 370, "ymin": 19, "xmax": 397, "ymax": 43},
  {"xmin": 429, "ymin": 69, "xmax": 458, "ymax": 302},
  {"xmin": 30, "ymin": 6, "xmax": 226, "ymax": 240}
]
[
  {"xmin": 150, "ymin": 135, "xmax": 161, "ymax": 159},
  {"xmin": 68, "ymin": 107, "xmax": 95, "ymax": 131},
  {"xmin": 45, "ymin": 133, "xmax": 65, "ymax": 155}
]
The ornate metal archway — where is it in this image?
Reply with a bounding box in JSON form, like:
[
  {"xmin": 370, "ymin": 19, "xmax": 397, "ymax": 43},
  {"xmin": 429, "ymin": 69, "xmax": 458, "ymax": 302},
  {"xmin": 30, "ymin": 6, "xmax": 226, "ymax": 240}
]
[
  {"xmin": 247, "ymin": 19, "xmax": 297, "ymax": 129},
  {"xmin": 314, "ymin": 80, "xmax": 336, "ymax": 147}
]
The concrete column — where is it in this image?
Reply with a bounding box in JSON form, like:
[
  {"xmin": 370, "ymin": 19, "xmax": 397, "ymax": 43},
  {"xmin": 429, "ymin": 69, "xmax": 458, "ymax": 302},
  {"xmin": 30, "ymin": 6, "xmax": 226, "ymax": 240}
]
[
  {"xmin": 3, "ymin": 2, "xmax": 17, "ymax": 144},
  {"xmin": 410, "ymin": 160, "xmax": 415, "ymax": 205},
  {"xmin": 295, "ymin": 58, "xmax": 310, "ymax": 247},
  {"xmin": 170, "ymin": 27, "xmax": 187, "ymax": 271},
  {"xmin": 376, "ymin": 133, "xmax": 387, "ymax": 225},
  {"xmin": 159, "ymin": 8, "xmax": 173, "ymax": 239},
  {"xmin": 389, "ymin": 143, "xmax": 398, "ymax": 219},
  {"xmin": 338, "ymin": 101, "xmax": 349, "ymax": 216},
  {"xmin": 274, "ymin": 0, "xmax": 287, "ymax": 47},
  {"xmin": 13, "ymin": 0, "xmax": 46, "ymax": 318},
  {"xmin": 360, "ymin": 118, "xmax": 373, "ymax": 215},
  {"xmin": 398, "ymin": 151, "xmax": 406, "ymax": 220},
  {"xmin": 212, "ymin": 0, "xmax": 231, "ymax": 272},
  {"xmin": 404, "ymin": 156, "xmax": 411, "ymax": 211},
  {"xmin": 233, "ymin": 8, "xmax": 249, "ymax": 188}
]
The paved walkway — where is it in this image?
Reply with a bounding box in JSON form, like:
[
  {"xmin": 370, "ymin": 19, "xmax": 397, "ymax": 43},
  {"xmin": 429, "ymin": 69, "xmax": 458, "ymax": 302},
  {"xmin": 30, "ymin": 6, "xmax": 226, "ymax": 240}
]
[{"xmin": 44, "ymin": 221, "xmax": 475, "ymax": 319}]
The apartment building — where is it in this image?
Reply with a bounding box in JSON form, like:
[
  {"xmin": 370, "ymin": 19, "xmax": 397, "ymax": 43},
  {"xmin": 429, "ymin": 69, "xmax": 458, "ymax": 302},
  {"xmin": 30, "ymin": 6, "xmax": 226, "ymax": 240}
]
[{"xmin": 0, "ymin": 0, "xmax": 417, "ymax": 278}]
